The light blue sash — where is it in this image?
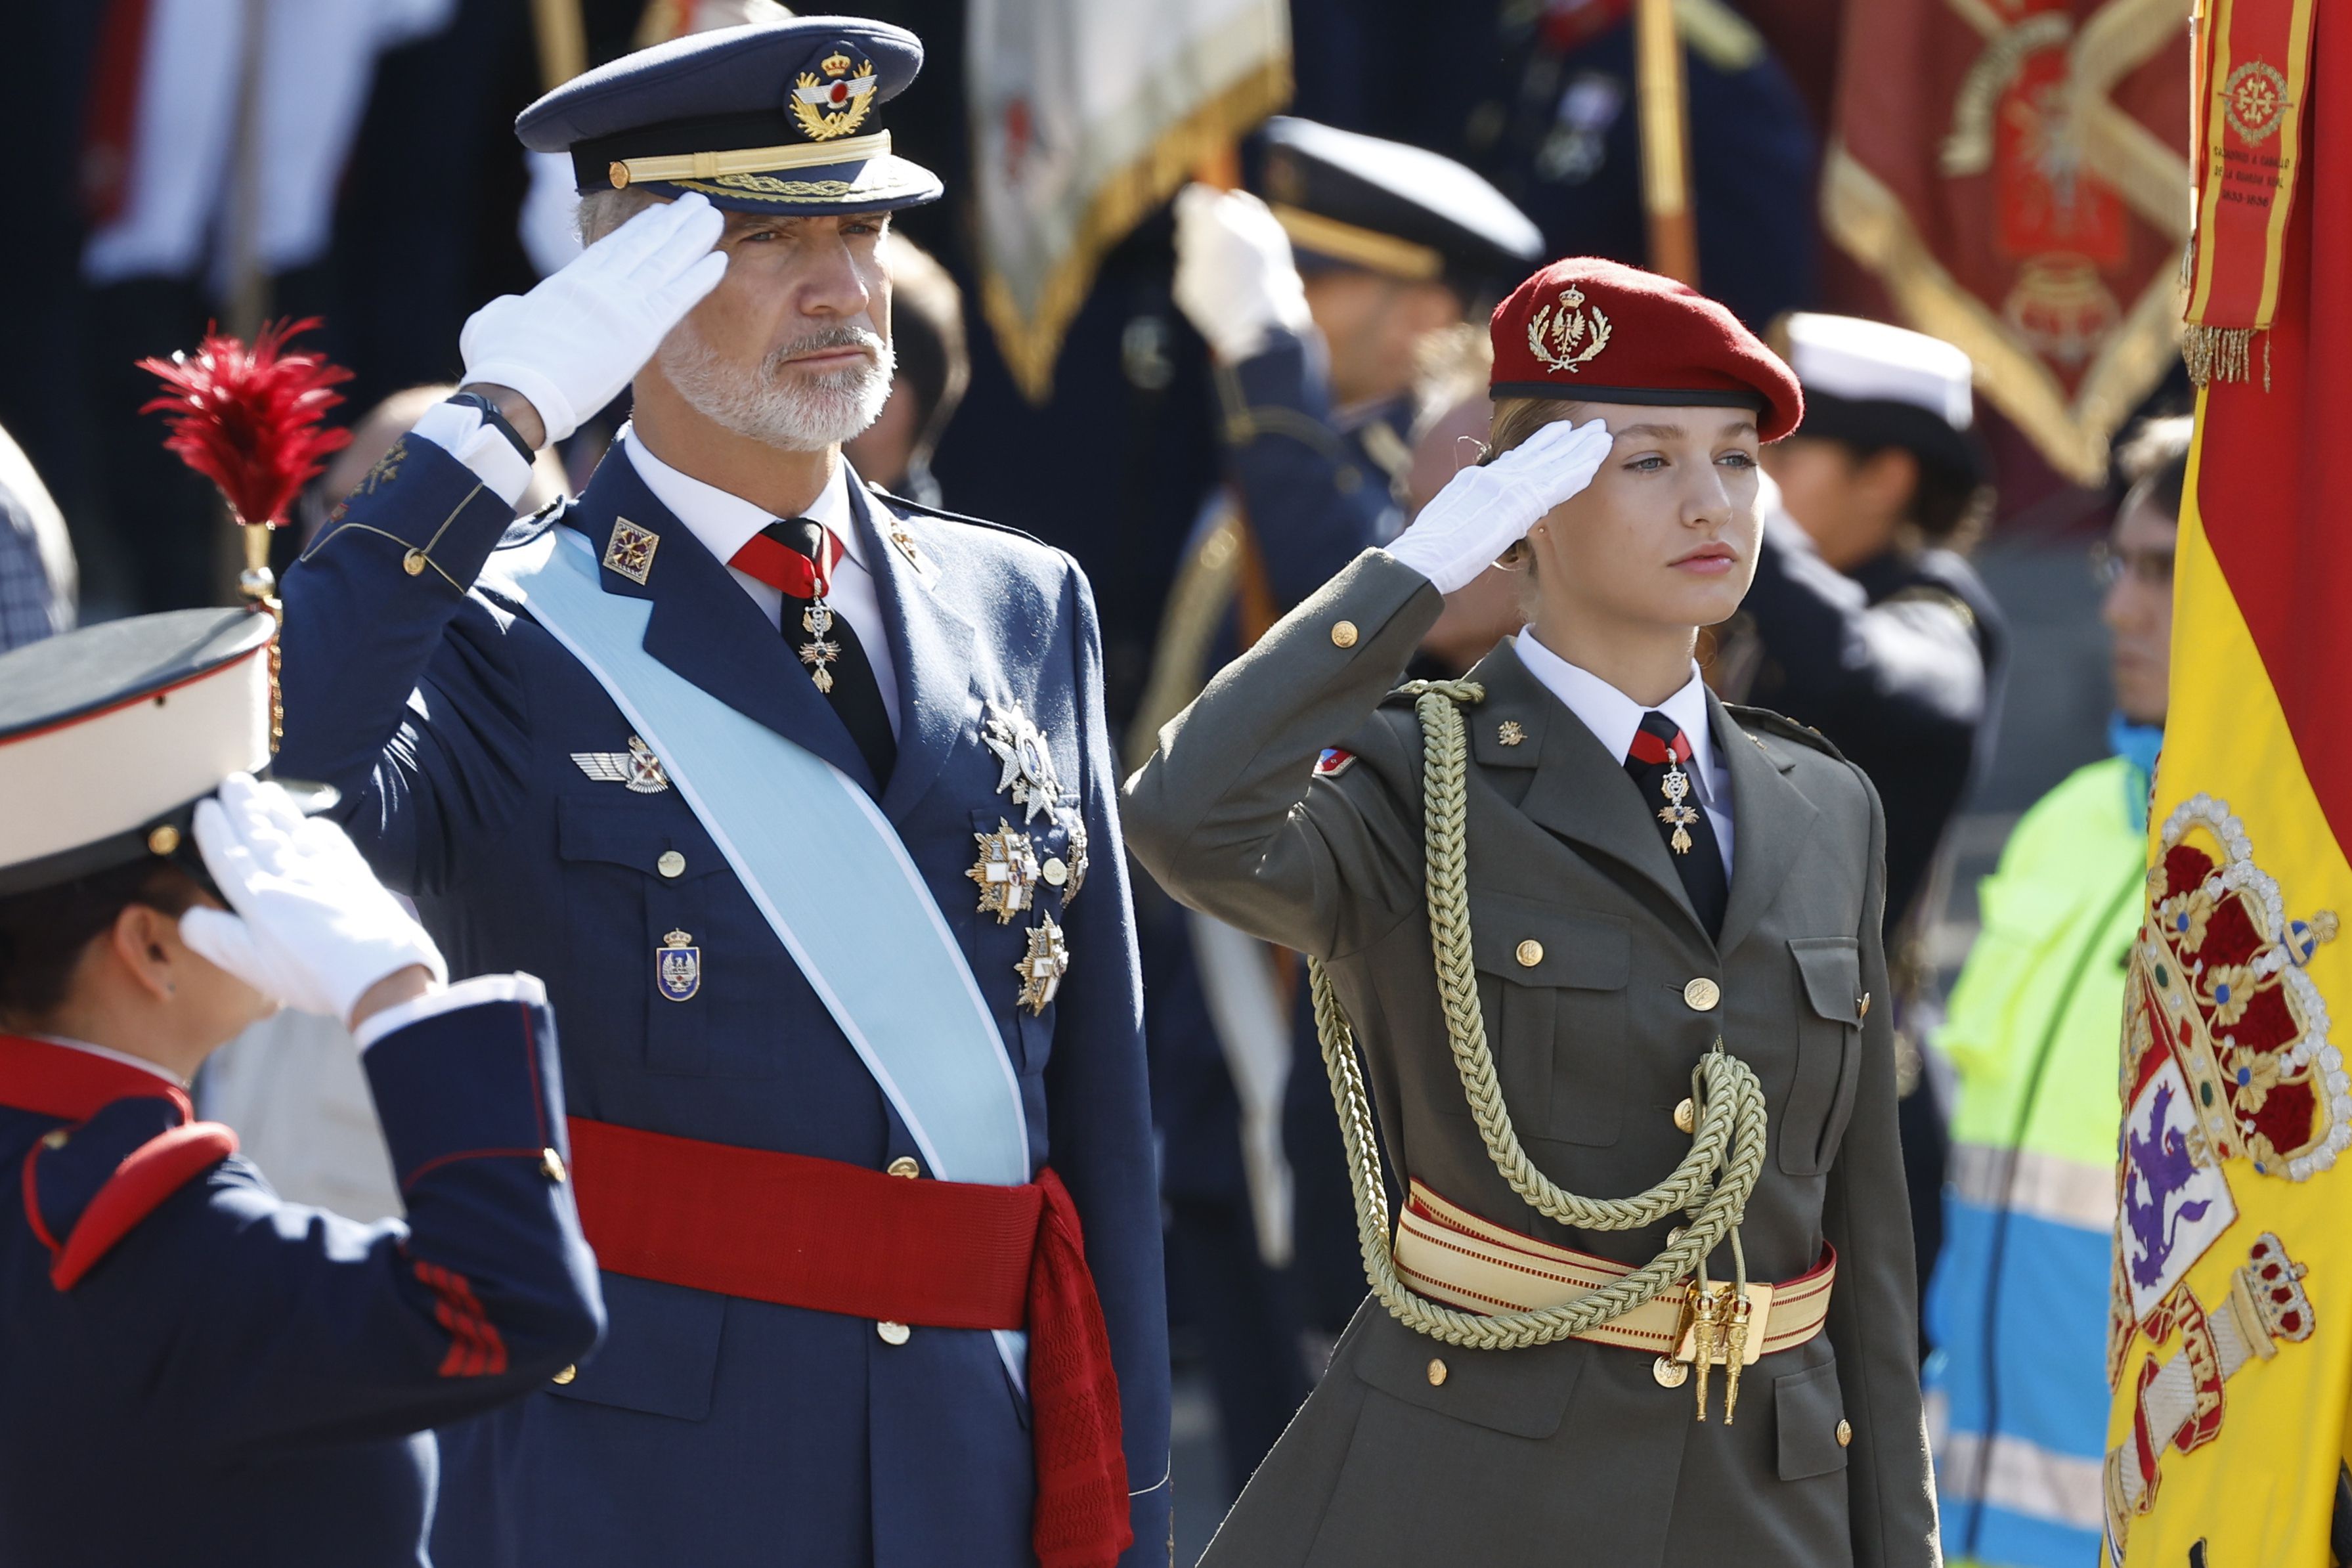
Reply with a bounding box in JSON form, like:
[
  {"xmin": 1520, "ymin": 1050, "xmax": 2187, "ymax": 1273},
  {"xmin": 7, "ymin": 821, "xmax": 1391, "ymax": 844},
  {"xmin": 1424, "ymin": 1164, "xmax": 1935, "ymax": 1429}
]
[{"xmin": 487, "ymin": 529, "xmax": 1031, "ymax": 1188}]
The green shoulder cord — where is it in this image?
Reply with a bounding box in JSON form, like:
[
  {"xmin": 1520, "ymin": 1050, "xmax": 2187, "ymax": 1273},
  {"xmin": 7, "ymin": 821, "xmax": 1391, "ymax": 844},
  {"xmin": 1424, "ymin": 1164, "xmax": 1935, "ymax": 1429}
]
[{"xmin": 1307, "ymin": 680, "xmax": 1772, "ymax": 1361}]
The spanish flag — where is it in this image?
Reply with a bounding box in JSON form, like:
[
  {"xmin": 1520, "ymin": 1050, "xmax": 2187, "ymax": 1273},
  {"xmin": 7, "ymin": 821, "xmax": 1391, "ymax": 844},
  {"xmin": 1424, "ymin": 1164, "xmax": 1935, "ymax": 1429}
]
[{"xmin": 2102, "ymin": 3, "xmax": 2344, "ymax": 1563}]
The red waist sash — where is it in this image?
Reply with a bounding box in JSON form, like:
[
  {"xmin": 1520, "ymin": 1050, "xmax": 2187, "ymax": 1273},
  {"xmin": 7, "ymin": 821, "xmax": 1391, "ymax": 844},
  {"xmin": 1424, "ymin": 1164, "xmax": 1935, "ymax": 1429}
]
[{"xmin": 565, "ymin": 1117, "xmax": 1130, "ymax": 1568}]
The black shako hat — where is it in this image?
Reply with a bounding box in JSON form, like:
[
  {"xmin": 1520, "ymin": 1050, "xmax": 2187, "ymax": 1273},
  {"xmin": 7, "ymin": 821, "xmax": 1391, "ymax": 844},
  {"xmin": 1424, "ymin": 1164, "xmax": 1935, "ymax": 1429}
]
[{"xmin": 517, "ymin": 17, "xmax": 943, "ymax": 217}]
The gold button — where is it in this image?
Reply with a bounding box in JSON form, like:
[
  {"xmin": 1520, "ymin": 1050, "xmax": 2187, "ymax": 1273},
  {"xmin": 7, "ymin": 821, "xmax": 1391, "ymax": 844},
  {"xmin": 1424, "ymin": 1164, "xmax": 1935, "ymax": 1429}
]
[
  {"xmin": 1674, "ymin": 1097, "xmax": 1697, "ymax": 1134},
  {"xmin": 877, "ymin": 1320, "xmax": 911, "ymax": 1346},
  {"xmin": 1835, "ymin": 1418, "xmax": 1853, "ymax": 1448},
  {"xmin": 1042, "ymin": 857, "xmax": 1070, "ymax": 887},
  {"xmin": 40, "ymin": 1128, "xmax": 68, "ymax": 1151},
  {"xmin": 552, "ymin": 1364, "xmax": 577, "ymax": 1385},
  {"xmin": 146, "ymin": 823, "xmax": 182, "ymax": 857},
  {"xmin": 403, "ymin": 548, "xmax": 428, "ymax": 577},
  {"xmin": 1515, "ymin": 939, "xmax": 1544, "ymax": 968},
  {"xmin": 886, "ymin": 1156, "xmax": 921, "ymax": 1179},
  {"xmin": 608, "ymin": 160, "xmax": 632, "ymax": 189},
  {"xmin": 1426, "ymin": 1358, "xmax": 1447, "ymax": 1387},
  {"xmin": 657, "ymin": 850, "xmax": 686, "ymax": 879},
  {"xmin": 1330, "ymin": 620, "xmax": 1359, "ymax": 648},
  {"xmin": 539, "ymin": 1148, "xmax": 567, "ymax": 1183},
  {"xmin": 1653, "ymin": 1355, "xmax": 1689, "ymax": 1389},
  {"xmin": 1683, "ymin": 977, "xmax": 1721, "ymax": 1011}
]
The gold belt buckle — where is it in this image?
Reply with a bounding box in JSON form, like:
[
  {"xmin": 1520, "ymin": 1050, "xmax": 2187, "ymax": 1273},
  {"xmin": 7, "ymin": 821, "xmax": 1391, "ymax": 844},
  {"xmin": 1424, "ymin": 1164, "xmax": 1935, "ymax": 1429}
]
[{"xmin": 1672, "ymin": 1279, "xmax": 1774, "ymax": 1366}]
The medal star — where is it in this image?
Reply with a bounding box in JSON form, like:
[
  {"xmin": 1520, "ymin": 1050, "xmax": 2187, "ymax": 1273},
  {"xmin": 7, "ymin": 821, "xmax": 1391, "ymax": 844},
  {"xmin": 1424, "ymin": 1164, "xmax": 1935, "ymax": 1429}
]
[
  {"xmin": 982, "ymin": 705, "xmax": 1062, "ymax": 823},
  {"xmin": 969, "ymin": 821, "xmax": 1043, "ymax": 925},
  {"xmin": 1016, "ymin": 913, "xmax": 1072, "ymax": 1015}
]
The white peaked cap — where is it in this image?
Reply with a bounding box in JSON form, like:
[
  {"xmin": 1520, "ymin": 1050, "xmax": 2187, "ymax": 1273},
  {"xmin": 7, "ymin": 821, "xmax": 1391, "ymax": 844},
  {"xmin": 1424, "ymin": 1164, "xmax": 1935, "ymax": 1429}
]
[{"xmin": 1785, "ymin": 313, "xmax": 1975, "ymax": 432}]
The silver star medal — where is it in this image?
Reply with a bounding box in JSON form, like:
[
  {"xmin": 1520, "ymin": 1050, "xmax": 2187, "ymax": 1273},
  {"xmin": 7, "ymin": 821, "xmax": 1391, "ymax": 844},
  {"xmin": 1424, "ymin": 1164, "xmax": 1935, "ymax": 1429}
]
[
  {"xmin": 572, "ymin": 735, "xmax": 671, "ymax": 794},
  {"xmin": 1016, "ymin": 913, "xmax": 1072, "ymax": 1015},
  {"xmin": 1657, "ymin": 765, "xmax": 1700, "ymax": 856},
  {"xmin": 982, "ymin": 704, "xmax": 1062, "ymax": 823}
]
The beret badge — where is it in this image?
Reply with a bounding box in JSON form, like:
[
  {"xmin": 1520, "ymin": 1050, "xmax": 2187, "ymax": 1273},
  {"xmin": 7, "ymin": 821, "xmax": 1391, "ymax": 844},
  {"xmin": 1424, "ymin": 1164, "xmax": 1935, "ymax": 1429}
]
[
  {"xmin": 1527, "ymin": 285, "xmax": 1613, "ymax": 375},
  {"xmin": 793, "ymin": 44, "xmax": 879, "ymax": 141}
]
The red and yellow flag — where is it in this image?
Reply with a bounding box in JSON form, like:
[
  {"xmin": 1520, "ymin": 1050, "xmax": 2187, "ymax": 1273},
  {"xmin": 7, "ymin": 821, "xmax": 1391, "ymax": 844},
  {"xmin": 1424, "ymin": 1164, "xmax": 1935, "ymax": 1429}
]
[{"xmin": 2102, "ymin": 3, "xmax": 2341, "ymax": 1563}]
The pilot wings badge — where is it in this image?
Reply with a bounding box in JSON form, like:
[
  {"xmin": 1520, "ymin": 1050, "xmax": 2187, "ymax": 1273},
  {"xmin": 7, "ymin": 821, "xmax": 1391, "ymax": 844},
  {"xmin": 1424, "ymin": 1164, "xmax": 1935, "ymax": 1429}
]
[
  {"xmin": 573, "ymin": 735, "xmax": 672, "ymax": 794},
  {"xmin": 1527, "ymin": 284, "xmax": 1612, "ymax": 374},
  {"xmin": 791, "ymin": 46, "xmax": 879, "ymax": 141}
]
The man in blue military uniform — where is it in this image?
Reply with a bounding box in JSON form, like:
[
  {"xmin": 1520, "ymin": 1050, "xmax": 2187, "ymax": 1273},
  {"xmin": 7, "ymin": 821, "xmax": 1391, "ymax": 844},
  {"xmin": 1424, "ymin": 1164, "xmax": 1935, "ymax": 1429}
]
[
  {"xmin": 274, "ymin": 18, "xmax": 1168, "ymax": 1568},
  {"xmin": 1143, "ymin": 118, "xmax": 1542, "ymax": 1483},
  {"xmin": 0, "ymin": 609, "xmax": 601, "ymax": 1566}
]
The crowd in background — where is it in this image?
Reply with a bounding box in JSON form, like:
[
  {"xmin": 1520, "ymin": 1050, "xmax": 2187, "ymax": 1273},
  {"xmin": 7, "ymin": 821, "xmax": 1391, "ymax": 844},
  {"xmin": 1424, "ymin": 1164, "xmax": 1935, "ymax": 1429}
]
[{"xmin": 0, "ymin": 3, "xmax": 2192, "ymax": 1563}]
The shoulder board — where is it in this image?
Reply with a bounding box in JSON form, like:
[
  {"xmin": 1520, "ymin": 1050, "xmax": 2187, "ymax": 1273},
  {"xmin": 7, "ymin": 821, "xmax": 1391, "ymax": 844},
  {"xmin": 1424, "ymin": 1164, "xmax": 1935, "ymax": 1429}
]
[
  {"xmin": 24, "ymin": 1111, "xmax": 238, "ymax": 1291},
  {"xmin": 1877, "ymin": 582, "xmax": 1978, "ymax": 630},
  {"xmin": 1675, "ymin": 0, "xmax": 1765, "ymax": 72},
  {"xmin": 1313, "ymin": 747, "xmax": 1357, "ymax": 779},
  {"xmin": 863, "ymin": 481, "xmax": 1053, "ymax": 551},
  {"xmin": 1726, "ymin": 705, "xmax": 1850, "ymax": 764}
]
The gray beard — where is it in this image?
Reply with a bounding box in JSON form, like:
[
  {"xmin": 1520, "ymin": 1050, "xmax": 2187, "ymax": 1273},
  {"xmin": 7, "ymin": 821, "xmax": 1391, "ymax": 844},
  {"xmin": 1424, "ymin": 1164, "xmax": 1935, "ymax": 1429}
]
[{"xmin": 657, "ymin": 322, "xmax": 896, "ymax": 452}]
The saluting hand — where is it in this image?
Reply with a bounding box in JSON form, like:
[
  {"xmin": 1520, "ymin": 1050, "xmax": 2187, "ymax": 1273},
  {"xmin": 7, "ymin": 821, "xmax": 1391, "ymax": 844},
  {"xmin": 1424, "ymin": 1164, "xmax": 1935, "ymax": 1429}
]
[
  {"xmin": 1385, "ymin": 418, "xmax": 1616, "ymax": 593},
  {"xmin": 179, "ymin": 776, "xmax": 449, "ymax": 1030},
  {"xmin": 1171, "ymin": 185, "xmax": 1315, "ymax": 364},
  {"xmin": 458, "ymin": 190, "xmax": 730, "ymax": 446}
]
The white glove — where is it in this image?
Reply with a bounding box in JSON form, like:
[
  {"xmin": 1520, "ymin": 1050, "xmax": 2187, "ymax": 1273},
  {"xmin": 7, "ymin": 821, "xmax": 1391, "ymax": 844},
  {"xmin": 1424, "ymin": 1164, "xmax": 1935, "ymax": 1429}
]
[
  {"xmin": 1171, "ymin": 185, "xmax": 1315, "ymax": 364},
  {"xmin": 460, "ymin": 190, "xmax": 729, "ymax": 445},
  {"xmin": 1384, "ymin": 418, "xmax": 1618, "ymax": 594},
  {"xmin": 180, "ymin": 776, "xmax": 448, "ymax": 1028}
]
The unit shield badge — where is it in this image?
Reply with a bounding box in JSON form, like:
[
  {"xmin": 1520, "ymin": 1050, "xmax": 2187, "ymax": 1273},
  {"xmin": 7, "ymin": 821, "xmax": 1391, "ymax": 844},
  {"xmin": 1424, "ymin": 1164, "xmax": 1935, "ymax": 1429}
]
[
  {"xmin": 969, "ymin": 820, "xmax": 1042, "ymax": 925},
  {"xmin": 983, "ymin": 703, "xmax": 1062, "ymax": 823},
  {"xmin": 657, "ymin": 929, "xmax": 701, "ymax": 1003},
  {"xmin": 792, "ymin": 43, "xmax": 878, "ymax": 141},
  {"xmin": 1017, "ymin": 913, "xmax": 1072, "ymax": 1016}
]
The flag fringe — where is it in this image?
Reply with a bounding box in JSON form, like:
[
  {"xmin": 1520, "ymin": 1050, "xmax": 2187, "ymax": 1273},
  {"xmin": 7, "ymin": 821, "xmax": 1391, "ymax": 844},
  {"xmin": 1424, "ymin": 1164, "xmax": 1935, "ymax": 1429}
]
[{"xmin": 2183, "ymin": 325, "xmax": 2263, "ymax": 389}]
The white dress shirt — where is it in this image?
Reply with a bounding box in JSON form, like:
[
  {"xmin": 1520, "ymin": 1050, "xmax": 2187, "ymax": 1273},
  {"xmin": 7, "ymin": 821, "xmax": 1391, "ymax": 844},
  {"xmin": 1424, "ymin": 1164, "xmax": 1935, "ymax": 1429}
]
[
  {"xmin": 1513, "ymin": 630, "xmax": 1736, "ymax": 877},
  {"xmin": 622, "ymin": 429, "xmax": 901, "ymax": 735}
]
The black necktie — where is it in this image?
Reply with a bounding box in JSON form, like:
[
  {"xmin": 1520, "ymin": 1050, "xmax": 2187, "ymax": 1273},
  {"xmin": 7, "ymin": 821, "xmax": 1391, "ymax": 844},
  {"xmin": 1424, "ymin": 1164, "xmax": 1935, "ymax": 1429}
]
[
  {"xmin": 762, "ymin": 519, "xmax": 896, "ymax": 786},
  {"xmin": 1624, "ymin": 710, "xmax": 1728, "ymax": 938}
]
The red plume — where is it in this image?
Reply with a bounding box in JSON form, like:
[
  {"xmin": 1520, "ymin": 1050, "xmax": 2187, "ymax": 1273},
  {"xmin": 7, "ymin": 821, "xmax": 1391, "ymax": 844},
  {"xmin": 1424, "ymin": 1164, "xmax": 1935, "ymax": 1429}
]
[{"xmin": 138, "ymin": 318, "xmax": 354, "ymax": 528}]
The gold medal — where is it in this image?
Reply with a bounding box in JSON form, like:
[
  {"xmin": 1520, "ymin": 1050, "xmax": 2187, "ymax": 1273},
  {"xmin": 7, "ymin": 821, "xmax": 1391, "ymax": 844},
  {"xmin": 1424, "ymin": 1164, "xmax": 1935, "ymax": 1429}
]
[
  {"xmin": 1657, "ymin": 765, "xmax": 1700, "ymax": 855},
  {"xmin": 968, "ymin": 821, "xmax": 1042, "ymax": 924}
]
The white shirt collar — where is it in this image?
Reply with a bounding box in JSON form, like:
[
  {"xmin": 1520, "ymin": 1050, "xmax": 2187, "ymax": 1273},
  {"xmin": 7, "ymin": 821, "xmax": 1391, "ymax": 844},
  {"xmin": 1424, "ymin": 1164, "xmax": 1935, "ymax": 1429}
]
[
  {"xmin": 33, "ymin": 1034, "xmax": 189, "ymax": 1089},
  {"xmin": 620, "ymin": 425, "xmax": 863, "ymax": 570},
  {"xmin": 1513, "ymin": 630, "xmax": 1719, "ymax": 800}
]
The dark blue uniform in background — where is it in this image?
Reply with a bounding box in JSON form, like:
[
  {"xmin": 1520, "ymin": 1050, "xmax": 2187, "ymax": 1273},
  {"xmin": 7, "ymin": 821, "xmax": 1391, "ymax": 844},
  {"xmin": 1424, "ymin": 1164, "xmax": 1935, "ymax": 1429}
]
[
  {"xmin": 277, "ymin": 432, "xmax": 1171, "ymax": 1568},
  {"xmin": 0, "ymin": 988, "xmax": 599, "ymax": 1567}
]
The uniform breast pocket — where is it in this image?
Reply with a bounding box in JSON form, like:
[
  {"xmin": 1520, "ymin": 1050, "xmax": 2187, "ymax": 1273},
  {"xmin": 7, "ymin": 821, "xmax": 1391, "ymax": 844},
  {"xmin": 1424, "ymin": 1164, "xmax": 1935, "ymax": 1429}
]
[
  {"xmin": 1781, "ymin": 937, "xmax": 1863, "ymax": 1175},
  {"xmin": 555, "ymin": 795, "xmax": 776, "ymax": 1079},
  {"xmin": 1469, "ymin": 895, "xmax": 1632, "ymax": 1148}
]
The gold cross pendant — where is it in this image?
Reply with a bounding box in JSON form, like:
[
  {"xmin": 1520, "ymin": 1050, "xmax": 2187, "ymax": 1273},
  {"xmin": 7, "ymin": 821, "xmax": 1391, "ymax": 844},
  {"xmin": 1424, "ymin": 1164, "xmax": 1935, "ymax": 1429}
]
[
  {"xmin": 798, "ymin": 598, "xmax": 840, "ymax": 694},
  {"xmin": 1657, "ymin": 766, "xmax": 1698, "ymax": 854}
]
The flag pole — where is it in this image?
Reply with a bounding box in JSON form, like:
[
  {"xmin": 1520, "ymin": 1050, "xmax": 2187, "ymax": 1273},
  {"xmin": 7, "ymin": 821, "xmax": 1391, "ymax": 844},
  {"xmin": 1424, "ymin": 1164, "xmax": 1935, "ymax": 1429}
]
[
  {"xmin": 1634, "ymin": 0, "xmax": 1700, "ymax": 286},
  {"xmin": 531, "ymin": 0, "xmax": 589, "ymax": 93}
]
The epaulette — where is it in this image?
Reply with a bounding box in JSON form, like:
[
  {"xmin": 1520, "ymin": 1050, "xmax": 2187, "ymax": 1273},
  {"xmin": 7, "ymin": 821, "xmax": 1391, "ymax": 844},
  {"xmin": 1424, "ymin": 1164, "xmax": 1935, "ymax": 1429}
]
[
  {"xmin": 21, "ymin": 1099, "xmax": 236, "ymax": 1290},
  {"xmin": 1727, "ymin": 703, "xmax": 1850, "ymax": 764},
  {"xmin": 863, "ymin": 479, "xmax": 1051, "ymax": 551}
]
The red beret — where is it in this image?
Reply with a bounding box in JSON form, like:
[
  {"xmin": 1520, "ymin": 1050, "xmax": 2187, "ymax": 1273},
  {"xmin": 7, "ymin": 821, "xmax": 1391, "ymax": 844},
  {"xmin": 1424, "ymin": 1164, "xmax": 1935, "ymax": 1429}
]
[{"xmin": 1487, "ymin": 258, "xmax": 1804, "ymax": 441}]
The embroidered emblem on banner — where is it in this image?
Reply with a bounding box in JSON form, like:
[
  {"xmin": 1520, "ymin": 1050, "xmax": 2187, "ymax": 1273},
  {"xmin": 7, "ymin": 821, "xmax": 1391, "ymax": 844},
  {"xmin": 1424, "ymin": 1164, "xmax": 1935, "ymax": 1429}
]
[
  {"xmin": 969, "ymin": 820, "xmax": 1042, "ymax": 925},
  {"xmin": 1527, "ymin": 285, "xmax": 1612, "ymax": 374},
  {"xmin": 2102, "ymin": 791, "xmax": 2345, "ymax": 1555},
  {"xmin": 983, "ymin": 703, "xmax": 1062, "ymax": 823},
  {"xmin": 603, "ymin": 518, "xmax": 660, "ymax": 584},
  {"xmin": 2223, "ymin": 58, "xmax": 2290, "ymax": 144},
  {"xmin": 1017, "ymin": 913, "xmax": 1071, "ymax": 1015},
  {"xmin": 791, "ymin": 45, "xmax": 878, "ymax": 141},
  {"xmin": 571, "ymin": 735, "xmax": 671, "ymax": 793},
  {"xmin": 657, "ymin": 929, "xmax": 701, "ymax": 1002}
]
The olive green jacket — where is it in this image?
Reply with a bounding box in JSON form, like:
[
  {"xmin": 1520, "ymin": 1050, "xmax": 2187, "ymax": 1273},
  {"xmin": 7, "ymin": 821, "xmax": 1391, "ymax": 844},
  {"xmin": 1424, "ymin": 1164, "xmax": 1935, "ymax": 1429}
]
[{"xmin": 1123, "ymin": 551, "xmax": 1937, "ymax": 1568}]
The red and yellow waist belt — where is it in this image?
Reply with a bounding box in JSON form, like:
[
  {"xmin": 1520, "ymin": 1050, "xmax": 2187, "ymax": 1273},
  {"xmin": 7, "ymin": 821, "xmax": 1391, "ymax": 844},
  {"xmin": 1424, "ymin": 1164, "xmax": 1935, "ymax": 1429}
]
[
  {"xmin": 565, "ymin": 1118, "xmax": 1129, "ymax": 1568},
  {"xmin": 1393, "ymin": 1179, "xmax": 1836, "ymax": 1369}
]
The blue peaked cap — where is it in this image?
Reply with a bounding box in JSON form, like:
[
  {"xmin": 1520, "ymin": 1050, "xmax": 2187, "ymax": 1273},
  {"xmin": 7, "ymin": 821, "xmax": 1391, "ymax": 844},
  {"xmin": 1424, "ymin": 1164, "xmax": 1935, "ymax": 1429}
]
[{"xmin": 516, "ymin": 17, "xmax": 942, "ymax": 216}]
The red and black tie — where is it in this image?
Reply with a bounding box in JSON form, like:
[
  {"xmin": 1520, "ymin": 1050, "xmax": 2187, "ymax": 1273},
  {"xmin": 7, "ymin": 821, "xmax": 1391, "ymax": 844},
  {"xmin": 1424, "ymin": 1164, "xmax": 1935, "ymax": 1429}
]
[
  {"xmin": 1625, "ymin": 711, "xmax": 1727, "ymax": 938},
  {"xmin": 731, "ymin": 519, "xmax": 896, "ymax": 785}
]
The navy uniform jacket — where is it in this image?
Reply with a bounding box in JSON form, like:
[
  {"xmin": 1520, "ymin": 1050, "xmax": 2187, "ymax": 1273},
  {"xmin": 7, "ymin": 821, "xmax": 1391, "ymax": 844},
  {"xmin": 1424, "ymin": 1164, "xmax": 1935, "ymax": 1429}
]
[
  {"xmin": 0, "ymin": 986, "xmax": 601, "ymax": 1568},
  {"xmin": 276, "ymin": 434, "xmax": 1171, "ymax": 1568}
]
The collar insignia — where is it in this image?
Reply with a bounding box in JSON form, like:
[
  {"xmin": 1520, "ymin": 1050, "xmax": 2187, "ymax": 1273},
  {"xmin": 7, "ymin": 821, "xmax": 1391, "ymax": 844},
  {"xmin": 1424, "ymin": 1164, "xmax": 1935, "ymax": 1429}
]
[{"xmin": 603, "ymin": 517, "xmax": 660, "ymax": 584}]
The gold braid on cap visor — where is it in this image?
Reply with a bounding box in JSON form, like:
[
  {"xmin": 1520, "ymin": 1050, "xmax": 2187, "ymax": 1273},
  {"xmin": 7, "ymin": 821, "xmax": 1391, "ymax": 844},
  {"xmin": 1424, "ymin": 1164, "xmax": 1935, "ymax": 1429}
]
[{"xmin": 607, "ymin": 129, "xmax": 892, "ymax": 190}]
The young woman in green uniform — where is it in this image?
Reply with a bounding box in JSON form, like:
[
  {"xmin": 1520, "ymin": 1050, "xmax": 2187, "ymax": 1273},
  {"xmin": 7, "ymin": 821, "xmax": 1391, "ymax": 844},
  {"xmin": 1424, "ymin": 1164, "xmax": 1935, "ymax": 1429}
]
[{"xmin": 1125, "ymin": 258, "xmax": 1935, "ymax": 1568}]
